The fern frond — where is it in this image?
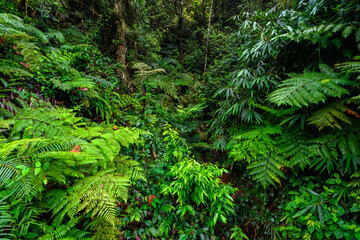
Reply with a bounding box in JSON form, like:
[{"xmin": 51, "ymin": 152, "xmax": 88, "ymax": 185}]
[
  {"xmin": 38, "ymin": 217, "xmax": 90, "ymax": 240},
  {"xmin": 0, "ymin": 157, "xmax": 36, "ymax": 197},
  {"xmin": 307, "ymin": 130, "xmax": 360, "ymax": 174},
  {"xmin": 113, "ymin": 127, "xmax": 144, "ymax": 147},
  {"xmin": 88, "ymin": 219, "xmax": 120, "ymax": 240},
  {"xmin": 268, "ymin": 72, "xmax": 353, "ymax": 107},
  {"xmin": 0, "ymin": 13, "xmax": 49, "ymax": 44},
  {"xmin": 0, "ymin": 197, "xmax": 15, "ymax": 239},
  {"xmin": 48, "ymin": 169, "xmax": 130, "ymax": 226},
  {"xmin": 71, "ymin": 127, "xmax": 104, "ymax": 139},
  {"xmin": 0, "ymin": 59, "xmax": 33, "ymax": 78},
  {"xmin": 88, "ymin": 76, "xmax": 114, "ymax": 88},
  {"xmin": 229, "ymin": 125, "xmax": 282, "ymax": 161},
  {"xmin": 69, "ymin": 78, "xmax": 95, "ymax": 89},
  {"xmin": 117, "ymin": 156, "xmax": 146, "ymax": 182},
  {"xmin": 46, "ymin": 29, "xmax": 65, "ymax": 44},
  {"xmin": 9, "ymin": 106, "xmax": 82, "ymax": 137},
  {"xmin": 229, "ymin": 125, "xmax": 287, "ymax": 187},
  {"xmin": 248, "ymin": 152, "xmax": 286, "ymax": 187},
  {"xmin": 307, "ymin": 101, "xmax": 353, "ymax": 130},
  {"xmin": 336, "ymin": 56, "xmax": 360, "ymax": 79},
  {"xmin": 133, "ymin": 62, "xmax": 166, "ymax": 79},
  {"xmin": 276, "ymin": 130, "xmax": 311, "ymax": 168}
]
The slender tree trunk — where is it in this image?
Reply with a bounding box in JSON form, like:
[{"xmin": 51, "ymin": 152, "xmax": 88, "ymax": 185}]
[
  {"xmin": 114, "ymin": 2, "xmax": 127, "ymax": 67},
  {"xmin": 221, "ymin": 0, "xmax": 224, "ymax": 27},
  {"xmin": 114, "ymin": 1, "xmax": 130, "ymax": 87},
  {"xmin": 178, "ymin": 1, "xmax": 184, "ymax": 58},
  {"xmin": 116, "ymin": 19, "xmax": 127, "ymax": 67},
  {"xmin": 204, "ymin": 0, "xmax": 214, "ymax": 73}
]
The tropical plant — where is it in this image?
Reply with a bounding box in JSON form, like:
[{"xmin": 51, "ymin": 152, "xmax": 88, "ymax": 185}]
[
  {"xmin": 278, "ymin": 175, "xmax": 360, "ymax": 240},
  {"xmin": 0, "ymin": 100, "xmax": 147, "ymax": 238}
]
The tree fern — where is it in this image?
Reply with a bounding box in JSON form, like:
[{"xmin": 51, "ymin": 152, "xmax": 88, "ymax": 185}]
[
  {"xmin": 309, "ymin": 129, "xmax": 360, "ymax": 174},
  {"xmin": 0, "ymin": 101, "xmax": 146, "ymax": 238},
  {"xmin": 247, "ymin": 152, "xmax": 286, "ymax": 187},
  {"xmin": 307, "ymin": 101, "xmax": 354, "ymax": 130},
  {"xmin": 268, "ymin": 72, "xmax": 353, "ymax": 107},
  {"xmin": 48, "ymin": 169, "xmax": 130, "ymax": 226},
  {"xmin": 229, "ymin": 125, "xmax": 286, "ymax": 187},
  {"xmin": 276, "ymin": 129, "xmax": 311, "ymax": 168}
]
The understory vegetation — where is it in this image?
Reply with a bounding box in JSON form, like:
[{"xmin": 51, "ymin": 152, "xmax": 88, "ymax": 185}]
[{"xmin": 0, "ymin": 0, "xmax": 360, "ymax": 239}]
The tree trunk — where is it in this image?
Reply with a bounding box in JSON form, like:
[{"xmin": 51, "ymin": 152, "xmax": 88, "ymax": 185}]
[
  {"xmin": 178, "ymin": 1, "xmax": 184, "ymax": 58},
  {"xmin": 114, "ymin": 1, "xmax": 130, "ymax": 88},
  {"xmin": 204, "ymin": 0, "xmax": 214, "ymax": 73},
  {"xmin": 114, "ymin": 2, "xmax": 127, "ymax": 67}
]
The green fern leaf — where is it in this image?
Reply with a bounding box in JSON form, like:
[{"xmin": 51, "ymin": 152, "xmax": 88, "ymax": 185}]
[
  {"xmin": 48, "ymin": 170, "xmax": 130, "ymax": 226},
  {"xmin": 0, "ymin": 59, "xmax": 33, "ymax": 78},
  {"xmin": 0, "ymin": 197, "xmax": 15, "ymax": 239},
  {"xmin": 268, "ymin": 72, "xmax": 353, "ymax": 107},
  {"xmin": 276, "ymin": 130, "xmax": 311, "ymax": 168},
  {"xmin": 229, "ymin": 125, "xmax": 282, "ymax": 162},
  {"xmin": 307, "ymin": 101, "xmax": 352, "ymax": 130},
  {"xmin": 342, "ymin": 26, "xmax": 354, "ymax": 38},
  {"xmin": 248, "ymin": 153, "xmax": 286, "ymax": 187}
]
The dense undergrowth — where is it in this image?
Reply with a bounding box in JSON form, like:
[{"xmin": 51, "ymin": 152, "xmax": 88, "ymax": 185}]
[{"xmin": 1, "ymin": 0, "xmax": 360, "ymax": 239}]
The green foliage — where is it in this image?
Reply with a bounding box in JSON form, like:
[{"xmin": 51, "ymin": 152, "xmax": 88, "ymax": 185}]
[
  {"xmin": 38, "ymin": 217, "xmax": 90, "ymax": 240},
  {"xmin": 230, "ymin": 226, "xmax": 249, "ymax": 240},
  {"xmin": 229, "ymin": 125, "xmax": 286, "ymax": 187},
  {"xmin": 0, "ymin": 196, "xmax": 14, "ymax": 240},
  {"xmin": 0, "ymin": 101, "xmax": 146, "ymax": 238},
  {"xmin": 48, "ymin": 169, "xmax": 130, "ymax": 226},
  {"xmin": 268, "ymin": 71, "xmax": 353, "ymax": 108},
  {"xmin": 278, "ymin": 176, "xmax": 360, "ymax": 240},
  {"xmin": 162, "ymin": 127, "xmax": 237, "ymax": 231},
  {"xmin": 307, "ymin": 101, "xmax": 354, "ymax": 130},
  {"xmin": 162, "ymin": 123, "xmax": 191, "ymax": 163},
  {"xmin": 2, "ymin": 0, "xmax": 360, "ymax": 239}
]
